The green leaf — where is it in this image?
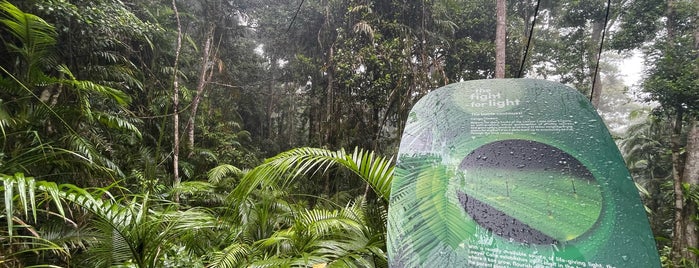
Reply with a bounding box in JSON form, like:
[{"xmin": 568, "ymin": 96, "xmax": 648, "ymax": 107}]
[
  {"xmin": 207, "ymin": 164, "xmax": 243, "ymax": 184},
  {"xmin": 3, "ymin": 174, "xmax": 14, "ymax": 238},
  {"xmin": 233, "ymin": 147, "xmax": 393, "ymax": 202}
]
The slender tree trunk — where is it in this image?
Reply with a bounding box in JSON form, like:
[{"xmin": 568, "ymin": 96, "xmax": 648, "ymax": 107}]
[
  {"xmin": 588, "ymin": 21, "xmax": 604, "ymax": 108},
  {"xmin": 322, "ymin": 7, "xmax": 336, "ymax": 148},
  {"xmin": 267, "ymin": 57, "xmax": 277, "ymax": 141},
  {"xmin": 681, "ymin": 120, "xmax": 699, "ymax": 264},
  {"xmin": 671, "ymin": 109, "xmax": 687, "ymax": 264},
  {"xmin": 678, "ymin": 2, "xmax": 699, "ymax": 263},
  {"xmin": 171, "ymin": 0, "xmax": 183, "ymax": 203},
  {"xmin": 495, "ymin": 0, "xmax": 506, "ymax": 78},
  {"xmin": 648, "ymin": 167, "xmax": 664, "ymax": 237},
  {"xmin": 419, "ymin": 0, "xmax": 430, "ymax": 86},
  {"xmin": 317, "ymin": 1, "xmax": 336, "ymax": 195},
  {"xmin": 187, "ymin": 26, "xmax": 216, "ymax": 156},
  {"xmin": 665, "ymin": 0, "xmax": 696, "ymax": 263},
  {"xmin": 323, "ymin": 45, "xmax": 334, "ymax": 196},
  {"xmin": 311, "ymin": 0, "xmax": 330, "ymax": 146},
  {"xmin": 695, "ymin": 0, "xmax": 699, "ymax": 51}
]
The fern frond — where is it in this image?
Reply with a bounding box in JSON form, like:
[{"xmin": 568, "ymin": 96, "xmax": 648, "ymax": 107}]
[{"xmin": 208, "ymin": 164, "xmax": 244, "ymax": 184}]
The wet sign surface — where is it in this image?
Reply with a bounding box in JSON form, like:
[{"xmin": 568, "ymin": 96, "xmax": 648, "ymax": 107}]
[{"xmin": 387, "ymin": 79, "xmax": 660, "ymax": 267}]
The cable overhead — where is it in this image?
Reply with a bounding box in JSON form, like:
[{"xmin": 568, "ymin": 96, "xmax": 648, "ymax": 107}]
[
  {"xmin": 518, "ymin": 0, "xmax": 542, "ymax": 78},
  {"xmin": 590, "ymin": 0, "xmax": 612, "ymax": 103},
  {"xmin": 288, "ymin": 0, "xmax": 305, "ymax": 32}
]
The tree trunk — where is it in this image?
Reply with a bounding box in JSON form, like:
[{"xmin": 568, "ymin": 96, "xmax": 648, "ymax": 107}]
[
  {"xmin": 323, "ymin": 45, "xmax": 335, "ymax": 196},
  {"xmin": 692, "ymin": 1, "xmax": 699, "ymax": 259},
  {"xmin": 324, "ymin": 45, "xmax": 335, "ymax": 147},
  {"xmin": 666, "ymin": 0, "xmax": 697, "ymax": 263},
  {"xmin": 588, "ymin": 21, "xmax": 604, "ymax": 108},
  {"xmin": 671, "ymin": 109, "xmax": 687, "ymax": 264},
  {"xmin": 680, "ymin": 120, "xmax": 699, "ymax": 264},
  {"xmin": 677, "ymin": 7, "xmax": 699, "ymax": 262},
  {"xmin": 495, "ymin": 0, "xmax": 506, "ymax": 78},
  {"xmin": 695, "ymin": 0, "xmax": 699, "ymax": 53},
  {"xmin": 171, "ymin": 0, "xmax": 183, "ymax": 203},
  {"xmin": 186, "ymin": 26, "xmax": 216, "ymax": 156}
]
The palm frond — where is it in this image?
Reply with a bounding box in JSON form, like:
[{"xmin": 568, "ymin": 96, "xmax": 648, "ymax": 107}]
[
  {"xmin": 353, "ymin": 21, "xmax": 375, "ymax": 41},
  {"xmin": 0, "ymin": 0, "xmax": 57, "ymax": 72},
  {"xmin": 0, "ymin": 100, "xmax": 13, "ymax": 136},
  {"xmin": 0, "ymin": 1, "xmax": 56, "ymax": 47},
  {"xmin": 232, "ymin": 147, "xmax": 393, "ymax": 201},
  {"xmin": 434, "ymin": 19, "xmax": 458, "ymax": 36},
  {"xmin": 176, "ymin": 181, "xmax": 215, "ymax": 196},
  {"xmin": 95, "ymin": 112, "xmax": 143, "ymax": 139},
  {"xmin": 57, "ymin": 65, "xmax": 132, "ymax": 106},
  {"xmin": 62, "ymin": 187, "xmax": 218, "ymax": 267},
  {"xmin": 0, "ymin": 176, "xmax": 219, "ymax": 267},
  {"xmin": 39, "ymin": 220, "xmax": 92, "ymax": 252},
  {"xmin": 1, "ymin": 173, "xmax": 50, "ymax": 238},
  {"xmin": 0, "ymin": 234, "xmax": 68, "ymax": 265},
  {"xmin": 247, "ymin": 197, "xmax": 385, "ymax": 267},
  {"xmin": 0, "ymin": 174, "xmax": 74, "ymax": 265},
  {"xmin": 207, "ymin": 164, "xmax": 244, "ymax": 184},
  {"xmin": 348, "ymin": 5, "xmax": 372, "ymax": 14},
  {"xmin": 207, "ymin": 243, "xmax": 252, "ymax": 268},
  {"xmin": 63, "ymin": 133, "xmax": 124, "ymax": 178},
  {"xmin": 388, "ymin": 159, "xmax": 475, "ymax": 263},
  {"xmin": 247, "ymin": 257, "xmax": 294, "ymax": 268},
  {"xmin": 173, "ymin": 181, "xmax": 227, "ymax": 207},
  {"xmin": 346, "ymin": 148, "xmax": 394, "ymax": 200}
]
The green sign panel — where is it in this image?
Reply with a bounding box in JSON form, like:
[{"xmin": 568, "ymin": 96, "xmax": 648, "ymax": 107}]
[{"xmin": 387, "ymin": 79, "xmax": 660, "ymax": 267}]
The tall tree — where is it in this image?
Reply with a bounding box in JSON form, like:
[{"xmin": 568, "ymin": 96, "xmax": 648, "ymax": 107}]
[
  {"xmin": 495, "ymin": 0, "xmax": 506, "ymax": 78},
  {"xmin": 650, "ymin": 0, "xmax": 699, "ymax": 263},
  {"xmin": 171, "ymin": 0, "xmax": 183, "ymax": 201},
  {"xmin": 613, "ymin": 0, "xmax": 699, "ymax": 263},
  {"xmin": 186, "ymin": 25, "xmax": 216, "ymax": 156},
  {"xmin": 678, "ymin": 120, "xmax": 699, "ymax": 264}
]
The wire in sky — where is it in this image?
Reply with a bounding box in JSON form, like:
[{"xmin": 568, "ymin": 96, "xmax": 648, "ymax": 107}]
[
  {"xmin": 590, "ymin": 0, "xmax": 612, "ymax": 103},
  {"xmin": 287, "ymin": 0, "xmax": 305, "ymax": 32},
  {"xmin": 518, "ymin": 0, "xmax": 541, "ymax": 78}
]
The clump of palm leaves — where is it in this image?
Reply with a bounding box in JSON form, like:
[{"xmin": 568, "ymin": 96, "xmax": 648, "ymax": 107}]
[
  {"xmin": 0, "ymin": 0, "xmax": 140, "ymax": 185},
  {"xmin": 1, "ymin": 172, "xmax": 217, "ymax": 267},
  {"xmin": 1, "ymin": 147, "xmax": 394, "ymax": 267},
  {"xmin": 204, "ymin": 147, "xmax": 393, "ymax": 267}
]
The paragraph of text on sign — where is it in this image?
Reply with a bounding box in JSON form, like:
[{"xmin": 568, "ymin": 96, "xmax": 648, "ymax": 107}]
[
  {"xmin": 467, "ymin": 244, "xmax": 615, "ymax": 268},
  {"xmin": 470, "ymin": 118, "xmax": 574, "ymax": 135}
]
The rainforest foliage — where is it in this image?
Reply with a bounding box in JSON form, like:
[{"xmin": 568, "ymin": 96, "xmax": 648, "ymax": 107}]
[{"xmin": 0, "ymin": 0, "xmax": 698, "ymax": 267}]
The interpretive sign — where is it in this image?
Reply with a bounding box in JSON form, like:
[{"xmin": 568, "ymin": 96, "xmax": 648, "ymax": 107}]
[{"xmin": 387, "ymin": 79, "xmax": 660, "ymax": 267}]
